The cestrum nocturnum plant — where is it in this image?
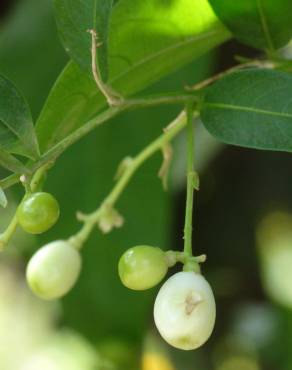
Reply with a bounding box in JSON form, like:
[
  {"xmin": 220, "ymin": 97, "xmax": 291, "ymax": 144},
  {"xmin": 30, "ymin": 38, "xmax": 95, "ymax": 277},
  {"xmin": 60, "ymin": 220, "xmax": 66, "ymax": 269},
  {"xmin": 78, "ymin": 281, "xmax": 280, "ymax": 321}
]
[{"xmin": 1, "ymin": 0, "xmax": 292, "ymax": 358}]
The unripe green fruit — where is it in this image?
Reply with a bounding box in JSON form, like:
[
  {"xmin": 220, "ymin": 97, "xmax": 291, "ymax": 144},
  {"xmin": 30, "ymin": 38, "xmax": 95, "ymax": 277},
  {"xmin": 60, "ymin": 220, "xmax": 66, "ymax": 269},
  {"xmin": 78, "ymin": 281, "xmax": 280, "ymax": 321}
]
[
  {"xmin": 17, "ymin": 192, "xmax": 60, "ymax": 234},
  {"xmin": 154, "ymin": 271, "xmax": 216, "ymax": 350},
  {"xmin": 118, "ymin": 245, "xmax": 168, "ymax": 290},
  {"xmin": 26, "ymin": 240, "xmax": 81, "ymax": 300}
]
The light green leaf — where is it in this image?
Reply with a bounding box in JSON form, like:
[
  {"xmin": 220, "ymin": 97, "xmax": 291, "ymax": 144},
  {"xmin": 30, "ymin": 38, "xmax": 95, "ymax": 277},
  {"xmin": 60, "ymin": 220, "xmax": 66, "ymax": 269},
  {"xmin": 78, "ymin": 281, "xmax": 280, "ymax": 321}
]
[
  {"xmin": 0, "ymin": 75, "xmax": 40, "ymax": 159},
  {"xmin": 208, "ymin": 0, "xmax": 292, "ymax": 51},
  {"xmin": 201, "ymin": 69, "xmax": 292, "ymax": 152},
  {"xmin": 0, "ymin": 187, "xmax": 7, "ymax": 208},
  {"xmin": 54, "ymin": 0, "xmax": 113, "ymax": 81},
  {"xmin": 36, "ymin": 0, "xmax": 230, "ymax": 152},
  {"xmin": 0, "ymin": 147, "xmax": 29, "ymax": 174}
]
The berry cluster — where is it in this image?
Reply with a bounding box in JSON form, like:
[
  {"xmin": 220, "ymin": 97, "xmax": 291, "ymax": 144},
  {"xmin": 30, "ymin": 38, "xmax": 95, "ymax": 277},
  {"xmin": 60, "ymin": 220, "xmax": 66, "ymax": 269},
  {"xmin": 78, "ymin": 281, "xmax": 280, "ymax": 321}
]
[
  {"xmin": 19, "ymin": 192, "xmax": 216, "ymax": 351},
  {"xmin": 16, "ymin": 101, "xmax": 216, "ymax": 351},
  {"xmin": 17, "ymin": 192, "xmax": 81, "ymax": 299},
  {"xmin": 118, "ymin": 245, "xmax": 216, "ymax": 350}
]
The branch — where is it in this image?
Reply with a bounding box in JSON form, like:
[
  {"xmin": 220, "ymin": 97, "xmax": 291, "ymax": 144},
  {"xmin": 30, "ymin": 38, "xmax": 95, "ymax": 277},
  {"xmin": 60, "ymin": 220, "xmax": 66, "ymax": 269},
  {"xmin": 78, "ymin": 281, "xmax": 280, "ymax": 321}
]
[
  {"xmin": 68, "ymin": 111, "xmax": 195, "ymax": 249},
  {"xmin": 88, "ymin": 29, "xmax": 124, "ymax": 106},
  {"xmin": 0, "ymin": 94, "xmax": 196, "ymax": 191},
  {"xmin": 187, "ymin": 59, "xmax": 275, "ymax": 91}
]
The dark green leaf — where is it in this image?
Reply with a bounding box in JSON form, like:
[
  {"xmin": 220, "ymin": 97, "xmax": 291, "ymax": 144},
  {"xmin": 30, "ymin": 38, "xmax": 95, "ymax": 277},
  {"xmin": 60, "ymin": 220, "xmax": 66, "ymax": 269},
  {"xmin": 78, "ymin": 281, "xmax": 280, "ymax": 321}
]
[
  {"xmin": 201, "ymin": 69, "xmax": 292, "ymax": 152},
  {"xmin": 208, "ymin": 0, "xmax": 292, "ymax": 51},
  {"xmin": 0, "ymin": 148, "xmax": 29, "ymax": 174},
  {"xmin": 0, "ymin": 187, "xmax": 7, "ymax": 208},
  {"xmin": 54, "ymin": 0, "xmax": 113, "ymax": 81},
  {"xmin": 36, "ymin": 0, "xmax": 230, "ymax": 151},
  {"xmin": 0, "ymin": 75, "xmax": 40, "ymax": 159}
]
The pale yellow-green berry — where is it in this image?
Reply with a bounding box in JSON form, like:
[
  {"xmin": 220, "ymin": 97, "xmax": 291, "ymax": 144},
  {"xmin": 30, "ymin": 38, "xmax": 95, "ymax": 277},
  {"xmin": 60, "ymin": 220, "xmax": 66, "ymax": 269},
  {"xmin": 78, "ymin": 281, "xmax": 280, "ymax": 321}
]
[{"xmin": 26, "ymin": 240, "xmax": 81, "ymax": 300}]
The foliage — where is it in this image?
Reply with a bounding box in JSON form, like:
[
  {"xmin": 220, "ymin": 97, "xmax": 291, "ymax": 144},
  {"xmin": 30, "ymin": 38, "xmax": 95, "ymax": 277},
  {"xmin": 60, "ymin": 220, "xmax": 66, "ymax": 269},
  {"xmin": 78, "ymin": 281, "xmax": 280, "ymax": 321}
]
[
  {"xmin": 0, "ymin": 0, "xmax": 292, "ymax": 369},
  {"xmin": 208, "ymin": 0, "xmax": 292, "ymax": 51}
]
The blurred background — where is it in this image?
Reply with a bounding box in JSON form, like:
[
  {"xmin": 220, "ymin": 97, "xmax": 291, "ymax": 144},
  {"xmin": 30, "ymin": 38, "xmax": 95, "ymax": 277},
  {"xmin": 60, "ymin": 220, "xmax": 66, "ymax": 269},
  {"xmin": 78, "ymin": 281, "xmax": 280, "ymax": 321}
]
[{"xmin": 1, "ymin": 1, "xmax": 292, "ymax": 369}]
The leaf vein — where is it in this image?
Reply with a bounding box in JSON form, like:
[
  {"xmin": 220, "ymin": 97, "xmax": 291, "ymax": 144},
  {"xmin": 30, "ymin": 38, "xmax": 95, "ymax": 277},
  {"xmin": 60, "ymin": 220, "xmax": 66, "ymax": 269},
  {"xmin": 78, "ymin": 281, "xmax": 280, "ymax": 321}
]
[
  {"xmin": 256, "ymin": 0, "xmax": 274, "ymax": 51},
  {"xmin": 111, "ymin": 29, "xmax": 220, "ymax": 83},
  {"xmin": 205, "ymin": 102, "xmax": 292, "ymax": 119}
]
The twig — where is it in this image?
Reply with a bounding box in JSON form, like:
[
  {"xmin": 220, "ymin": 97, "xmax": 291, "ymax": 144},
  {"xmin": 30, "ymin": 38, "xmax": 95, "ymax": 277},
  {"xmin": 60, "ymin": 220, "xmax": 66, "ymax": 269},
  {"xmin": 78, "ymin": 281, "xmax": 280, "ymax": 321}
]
[
  {"xmin": 88, "ymin": 29, "xmax": 124, "ymax": 106},
  {"xmin": 67, "ymin": 111, "xmax": 196, "ymax": 249},
  {"xmin": 187, "ymin": 59, "xmax": 275, "ymax": 91}
]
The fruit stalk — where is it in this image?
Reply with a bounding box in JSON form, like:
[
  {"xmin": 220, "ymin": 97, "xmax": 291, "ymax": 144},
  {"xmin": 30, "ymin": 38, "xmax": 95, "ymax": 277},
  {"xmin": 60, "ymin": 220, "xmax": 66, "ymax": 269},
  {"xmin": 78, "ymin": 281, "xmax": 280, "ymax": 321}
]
[{"xmin": 183, "ymin": 103, "xmax": 196, "ymax": 260}]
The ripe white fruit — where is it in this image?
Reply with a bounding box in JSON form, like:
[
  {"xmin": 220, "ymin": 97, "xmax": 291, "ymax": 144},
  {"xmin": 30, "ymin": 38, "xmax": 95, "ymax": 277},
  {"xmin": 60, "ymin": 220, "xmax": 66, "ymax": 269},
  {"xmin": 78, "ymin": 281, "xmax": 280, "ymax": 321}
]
[
  {"xmin": 26, "ymin": 240, "xmax": 82, "ymax": 300},
  {"xmin": 154, "ymin": 271, "xmax": 216, "ymax": 350}
]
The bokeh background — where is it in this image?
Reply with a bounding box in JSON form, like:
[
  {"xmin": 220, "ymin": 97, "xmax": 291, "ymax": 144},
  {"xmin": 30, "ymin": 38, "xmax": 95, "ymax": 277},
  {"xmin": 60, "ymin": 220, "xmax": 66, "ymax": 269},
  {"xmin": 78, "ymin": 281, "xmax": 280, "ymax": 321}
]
[{"xmin": 1, "ymin": 1, "xmax": 292, "ymax": 369}]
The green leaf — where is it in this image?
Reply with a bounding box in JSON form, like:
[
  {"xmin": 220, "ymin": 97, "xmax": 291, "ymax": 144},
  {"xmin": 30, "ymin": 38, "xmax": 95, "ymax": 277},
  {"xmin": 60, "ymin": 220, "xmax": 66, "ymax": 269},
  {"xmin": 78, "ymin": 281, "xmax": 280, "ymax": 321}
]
[
  {"xmin": 0, "ymin": 148, "xmax": 29, "ymax": 174},
  {"xmin": 208, "ymin": 0, "xmax": 292, "ymax": 51},
  {"xmin": 36, "ymin": 0, "xmax": 230, "ymax": 151},
  {"xmin": 54, "ymin": 0, "xmax": 113, "ymax": 81},
  {"xmin": 0, "ymin": 187, "xmax": 7, "ymax": 208},
  {"xmin": 0, "ymin": 75, "xmax": 40, "ymax": 159},
  {"xmin": 201, "ymin": 69, "xmax": 292, "ymax": 152}
]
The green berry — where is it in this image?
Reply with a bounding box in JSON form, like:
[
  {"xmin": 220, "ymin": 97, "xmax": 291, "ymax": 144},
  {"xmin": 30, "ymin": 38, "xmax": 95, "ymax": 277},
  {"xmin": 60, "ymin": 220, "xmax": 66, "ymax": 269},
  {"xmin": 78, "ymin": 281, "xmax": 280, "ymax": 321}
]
[
  {"xmin": 118, "ymin": 245, "xmax": 168, "ymax": 290},
  {"xmin": 17, "ymin": 192, "xmax": 60, "ymax": 234},
  {"xmin": 26, "ymin": 240, "xmax": 81, "ymax": 300}
]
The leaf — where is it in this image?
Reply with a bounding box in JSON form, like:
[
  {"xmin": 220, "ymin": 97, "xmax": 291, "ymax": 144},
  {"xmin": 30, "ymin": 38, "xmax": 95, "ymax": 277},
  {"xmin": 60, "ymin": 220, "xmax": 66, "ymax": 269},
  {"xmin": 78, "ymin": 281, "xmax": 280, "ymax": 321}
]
[
  {"xmin": 0, "ymin": 75, "xmax": 40, "ymax": 159},
  {"xmin": 200, "ymin": 69, "xmax": 292, "ymax": 152},
  {"xmin": 36, "ymin": 0, "xmax": 230, "ymax": 151},
  {"xmin": 54, "ymin": 0, "xmax": 113, "ymax": 81},
  {"xmin": 208, "ymin": 0, "xmax": 292, "ymax": 51},
  {"xmin": 0, "ymin": 187, "xmax": 7, "ymax": 208},
  {"xmin": 0, "ymin": 148, "xmax": 29, "ymax": 174}
]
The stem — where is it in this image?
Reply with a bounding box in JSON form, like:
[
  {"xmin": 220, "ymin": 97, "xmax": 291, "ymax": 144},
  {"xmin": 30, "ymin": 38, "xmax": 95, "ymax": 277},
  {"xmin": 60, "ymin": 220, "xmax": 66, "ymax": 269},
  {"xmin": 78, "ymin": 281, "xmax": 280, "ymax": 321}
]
[
  {"xmin": 68, "ymin": 111, "xmax": 190, "ymax": 249},
  {"xmin": 0, "ymin": 57, "xmax": 279, "ymax": 192},
  {"xmin": 165, "ymin": 250, "xmax": 206, "ymax": 267},
  {"xmin": 188, "ymin": 59, "xmax": 275, "ymax": 91},
  {"xmin": 104, "ymin": 112, "xmax": 186, "ymax": 206},
  {"xmin": 0, "ymin": 95, "xmax": 196, "ymax": 191},
  {"xmin": 183, "ymin": 103, "xmax": 195, "ymax": 258},
  {"xmin": 0, "ymin": 213, "xmax": 18, "ymax": 249},
  {"xmin": 89, "ymin": 29, "xmax": 124, "ymax": 106}
]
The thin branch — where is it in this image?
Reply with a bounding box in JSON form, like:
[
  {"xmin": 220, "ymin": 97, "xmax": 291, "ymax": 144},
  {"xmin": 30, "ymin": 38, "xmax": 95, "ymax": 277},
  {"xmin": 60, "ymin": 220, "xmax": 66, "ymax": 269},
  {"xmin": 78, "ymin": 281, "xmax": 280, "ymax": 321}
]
[
  {"xmin": 183, "ymin": 103, "xmax": 195, "ymax": 258},
  {"xmin": 88, "ymin": 29, "xmax": 124, "ymax": 106},
  {"xmin": 68, "ymin": 111, "xmax": 192, "ymax": 249},
  {"xmin": 187, "ymin": 59, "xmax": 275, "ymax": 91},
  {"xmin": 0, "ymin": 57, "xmax": 280, "ymax": 192},
  {"xmin": 0, "ymin": 94, "xmax": 196, "ymax": 191}
]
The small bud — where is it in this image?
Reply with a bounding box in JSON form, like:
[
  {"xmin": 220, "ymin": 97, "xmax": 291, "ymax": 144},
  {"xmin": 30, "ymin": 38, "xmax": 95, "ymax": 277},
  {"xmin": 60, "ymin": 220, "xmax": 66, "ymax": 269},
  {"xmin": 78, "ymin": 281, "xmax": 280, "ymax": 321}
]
[{"xmin": 98, "ymin": 207, "xmax": 124, "ymax": 233}]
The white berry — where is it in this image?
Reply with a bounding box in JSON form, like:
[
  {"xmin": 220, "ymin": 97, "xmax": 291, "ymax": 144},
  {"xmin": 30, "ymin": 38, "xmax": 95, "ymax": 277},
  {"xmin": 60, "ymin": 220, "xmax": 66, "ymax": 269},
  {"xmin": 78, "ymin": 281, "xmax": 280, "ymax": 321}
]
[
  {"xmin": 26, "ymin": 240, "xmax": 82, "ymax": 300},
  {"xmin": 154, "ymin": 271, "xmax": 216, "ymax": 350}
]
